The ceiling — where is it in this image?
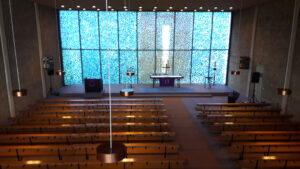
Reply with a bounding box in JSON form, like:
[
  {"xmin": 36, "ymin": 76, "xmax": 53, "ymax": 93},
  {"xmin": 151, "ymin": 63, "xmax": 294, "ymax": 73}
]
[{"xmin": 30, "ymin": 0, "xmax": 274, "ymax": 12}]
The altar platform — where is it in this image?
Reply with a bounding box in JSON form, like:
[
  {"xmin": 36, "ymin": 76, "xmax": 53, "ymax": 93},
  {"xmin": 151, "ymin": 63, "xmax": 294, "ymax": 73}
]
[{"xmin": 54, "ymin": 84, "xmax": 233, "ymax": 98}]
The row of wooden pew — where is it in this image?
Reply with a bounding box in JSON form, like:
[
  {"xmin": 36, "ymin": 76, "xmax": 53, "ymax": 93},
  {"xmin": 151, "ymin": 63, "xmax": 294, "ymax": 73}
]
[
  {"xmin": 0, "ymin": 98, "xmax": 186, "ymax": 169},
  {"xmin": 196, "ymin": 102, "xmax": 300, "ymax": 169}
]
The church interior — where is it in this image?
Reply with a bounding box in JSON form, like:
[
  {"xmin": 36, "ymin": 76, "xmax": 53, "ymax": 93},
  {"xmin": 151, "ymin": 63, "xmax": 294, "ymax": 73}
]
[{"xmin": 0, "ymin": 0, "xmax": 300, "ymax": 168}]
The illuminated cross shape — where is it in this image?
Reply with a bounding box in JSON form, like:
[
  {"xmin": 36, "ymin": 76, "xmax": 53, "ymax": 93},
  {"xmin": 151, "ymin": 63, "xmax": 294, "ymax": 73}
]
[{"xmin": 162, "ymin": 64, "xmax": 170, "ymax": 75}]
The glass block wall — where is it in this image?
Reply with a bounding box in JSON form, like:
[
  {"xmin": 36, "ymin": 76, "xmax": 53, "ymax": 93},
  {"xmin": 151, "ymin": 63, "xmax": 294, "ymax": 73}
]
[{"xmin": 59, "ymin": 11, "xmax": 231, "ymax": 85}]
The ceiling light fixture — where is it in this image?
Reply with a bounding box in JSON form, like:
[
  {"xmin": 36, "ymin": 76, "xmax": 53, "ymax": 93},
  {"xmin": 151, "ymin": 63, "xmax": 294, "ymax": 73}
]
[
  {"xmin": 83, "ymin": 8, "xmax": 86, "ymax": 10},
  {"xmin": 277, "ymin": 88, "xmax": 292, "ymax": 96},
  {"xmin": 214, "ymin": 6, "xmax": 218, "ymax": 10},
  {"xmin": 154, "ymin": 6, "xmax": 157, "ymax": 9},
  {"xmin": 229, "ymin": 6, "xmax": 233, "ymax": 10},
  {"xmin": 207, "ymin": 9, "xmax": 211, "ymax": 12},
  {"xmin": 184, "ymin": 6, "xmax": 188, "ymax": 10},
  {"xmin": 111, "ymin": 9, "xmax": 114, "ymax": 11},
  {"xmin": 97, "ymin": 8, "xmax": 100, "ymax": 11},
  {"xmin": 68, "ymin": 8, "xmax": 72, "ymax": 10},
  {"xmin": 60, "ymin": 4, "xmax": 65, "ymax": 8},
  {"xmin": 9, "ymin": 0, "xmax": 27, "ymax": 97},
  {"xmin": 180, "ymin": 9, "xmax": 183, "ymax": 12},
  {"xmin": 76, "ymin": 5, "xmax": 80, "ymax": 8},
  {"xmin": 54, "ymin": 0, "xmax": 66, "ymax": 77},
  {"xmin": 169, "ymin": 6, "xmax": 173, "ymax": 10},
  {"xmin": 108, "ymin": 6, "xmax": 112, "ymax": 9},
  {"xmin": 92, "ymin": 5, "xmax": 96, "ymax": 9},
  {"xmin": 166, "ymin": 9, "xmax": 170, "ymax": 11},
  {"xmin": 124, "ymin": 6, "xmax": 127, "ymax": 9},
  {"xmin": 221, "ymin": 9, "xmax": 224, "ymax": 12},
  {"xmin": 199, "ymin": 6, "xmax": 203, "ymax": 10},
  {"xmin": 97, "ymin": 0, "xmax": 126, "ymax": 163},
  {"xmin": 194, "ymin": 9, "xmax": 197, "ymax": 12}
]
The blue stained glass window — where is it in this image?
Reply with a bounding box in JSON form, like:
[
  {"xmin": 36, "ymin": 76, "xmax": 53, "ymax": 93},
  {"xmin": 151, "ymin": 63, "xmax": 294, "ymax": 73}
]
[
  {"xmin": 119, "ymin": 12, "xmax": 137, "ymax": 50},
  {"xmin": 174, "ymin": 12, "xmax": 193, "ymax": 50},
  {"xmin": 212, "ymin": 12, "xmax": 232, "ymax": 49},
  {"xmin": 82, "ymin": 50, "xmax": 101, "ymax": 79},
  {"xmin": 120, "ymin": 51, "xmax": 137, "ymax": 84},
  {"xmin": 99, "ymin": 12, "xmax": 118, "ymax": 50},
  {"xmin": 210, "ymin": 50, "xmax": 228, "ymax": 84},
  {"xmin": 174, "ymin": 51, "xmax": 191, "ymax": 83},
  {"xmin": 62, "ymin": 50, "xmax": 82, "ymax": 85},
  {"xmin": 138, "ymin": 51, "xmax": 155, "ymax": 83},
  {"xmin": 137, "ymin": 12, "xmax": 156, "ymax": 50},
  {"xmin": 59, "ymin": 11, "xmax": 80, "ymax": 49},
  {"xmin": 193, "ymin": 12, "xmax": 212, "ymax": 49},
  {"xmin": 79, "ymin": 11, "xmax": 99, "ymax": 49},
  {"xmin": 156, "ymin": 12, "xmax": 174, "ymax": 50},
  {"xmin": 191, "ymin": 50, "xmax": 210, "ymax": 83},
  {"xmin": 59, "ymin": 11, "xmax": 232, "ymax": 85},
  {"xmin": 101, "ymin": 51, "xmax": 119, "ymax": 84}
]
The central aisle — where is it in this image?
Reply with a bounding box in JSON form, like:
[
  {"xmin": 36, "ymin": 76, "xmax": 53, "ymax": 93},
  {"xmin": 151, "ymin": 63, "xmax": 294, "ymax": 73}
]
[{"xmin": 163, "ymin": 98, "xmax": 226, "ymax": 169}]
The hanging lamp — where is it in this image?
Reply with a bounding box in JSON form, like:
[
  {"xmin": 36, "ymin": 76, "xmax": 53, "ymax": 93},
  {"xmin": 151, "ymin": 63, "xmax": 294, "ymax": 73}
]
[
  {"xmin": 231, "ymin": 0, "xmax": 243, "ymax": 76},
  {"xmin": 97, "ymin": 0, "xmax": 126, "ymax": 163},
  {"xmin": 54, "ymin": 0, "xmax": 65, "ymax": 76},
  {"xmin": 9, "ymin": 0, "xmax": 27, "ymax": 97},
  {"xmin": 277, "ymin": 88, "xmax": 292, "ymax": 96},
  {"xmin": 120, "ymin": 0, "xmax": 134, "ymax": 97}
]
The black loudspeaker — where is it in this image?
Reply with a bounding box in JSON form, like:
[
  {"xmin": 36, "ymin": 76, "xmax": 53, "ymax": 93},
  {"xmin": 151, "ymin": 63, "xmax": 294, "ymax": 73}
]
[
  {"xmin": 47, "ymin": 60, "xmax": 54, "ymax": 76},
  {"xmin": 85, "ymin": 79, "xmax": 103, "ymax": 93},
  {"xmin": 251, "ymin": 72, "xmax": 260, "ymax": 83}
]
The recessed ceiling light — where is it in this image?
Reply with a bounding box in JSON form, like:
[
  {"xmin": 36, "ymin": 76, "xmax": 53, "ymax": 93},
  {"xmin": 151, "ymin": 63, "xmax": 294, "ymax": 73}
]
[
  {"xmin": 92, "ymin": 5, "xmax": 96, "ymax": 9},
  {"xmin": 199, "ymin": 6, "xmax": 203, "ymax": 10},
  {"xmin": 108, "ymin": 6, "xmax": 112, "ymax": 9},
  {"xmin": 76, "ymin": 5, "xmax": 80, "ymax": 8},
  {"xmin": 207, "ymin": 9, "xmax": 211, "ymax": 12},
  {"xmin": 83, "ymin": 8, "xmax": 86, "ymax": 10},
  {"xmin": 169, "ymin": 7, "xmax": 173, "ymax": 10},
  {"xmin": 229, "ymin": 6, "xmax": 233, "ymax": 10},
  {"xmin": 124, "ymin": 6, "xmax": 127, "ymax": 9},
  {"xmin": 61, "ymin": 5, "xmax": 65, "ymax": 8},
  {"xmin": 184, "ymin": 6, "xmax": 188, "ymax": 10},
  {"xmin": 68, "ymin": 8, "xmax": 72, "ymax": 10},
  {"xmin": 97, "ymin": 8, "xmax": 100, "ymax": 11},
  {"xmin": 214, "ymin": 6, "xmax": 218, "ymax": 10},
  {"xmin": 154, "ymin": 6, "xmax": 157, "ymax": 9},
  {"xmin": 180, "ymin": 9, "xmax": 183, "ymax": 12}
]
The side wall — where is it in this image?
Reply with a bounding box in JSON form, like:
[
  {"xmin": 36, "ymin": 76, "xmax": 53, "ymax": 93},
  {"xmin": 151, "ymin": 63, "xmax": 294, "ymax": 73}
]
[
  {"xmin": 228, "ymin": 0, "xmax": 300, "ymax": 120},
  {"xmin": 0, "ymin": 0, "xmax": 61, "ymax": 124}
]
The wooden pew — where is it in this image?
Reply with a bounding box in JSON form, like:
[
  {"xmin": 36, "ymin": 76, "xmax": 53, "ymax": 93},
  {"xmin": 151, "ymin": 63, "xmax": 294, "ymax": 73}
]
[
  {"xmin": 229, "ymin": 142, "xmax": 300, "ymax": 160},
  {"xmin": 0, "ymin": 143, "xmax": 180, "ymax": 161},
  {"xmin": 219, "ymin": 131, "xmax": 300, "ymax": 144},
  {"xmin": 19, "ymin": 108, "xmax": 167, "ymax": 117},
  {"xmin": 199, "ymin": 114, "xmax": 292, "ymax": 123},
  {"xmin": 0, "ymin": 158, "xmax": 186, "ymax": 169},
  {"xmin": 11, "ymin": 115, "xmax": 168, "ymax": 125},
  {"xmin": 0, "ymin": 132, "xmax": 175, "ymax": 145},
  {"xmin": 237, "ymin": 153, "xmax": 300, "ymax": 169},
  {"xmin": 208, "ymin": 122, "xmax": 300, "ymax": 133},
  {"xmin": 20, "ymin": 109, "xmax": 166, "ymax": 117},
  {"xmin": 197, "ymin": 108, "xmax": 281, "ymax": 117},
  {"xmin": 30, "ymin": 103, "xmax": 165, "ymax": 110},
  {"xmin": 40, "ymin": 98, "xmax": 163, "ymax": 104},
  {"xmin": 0, "ymin": 122, "xmax": 170, "ymax": 134},
  {"xmin": 196, "ymin": 103, "xmax": 271, "ymax": 111}
]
